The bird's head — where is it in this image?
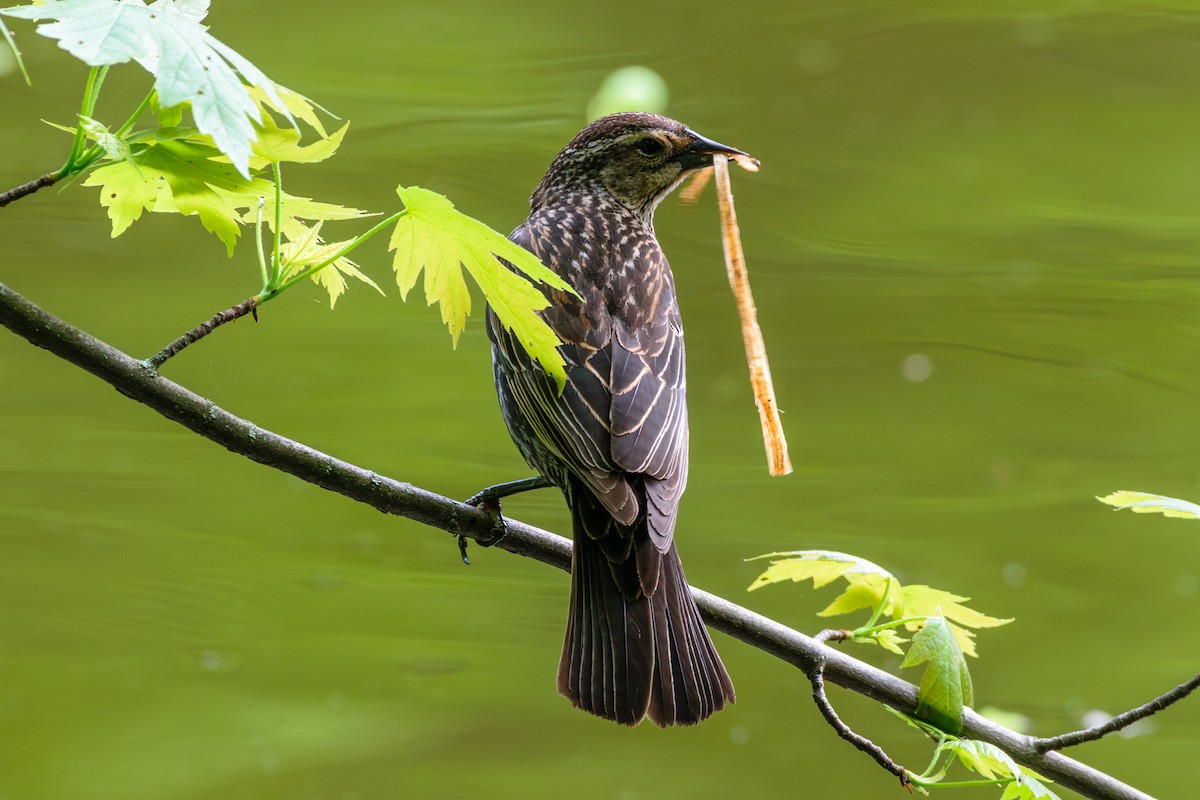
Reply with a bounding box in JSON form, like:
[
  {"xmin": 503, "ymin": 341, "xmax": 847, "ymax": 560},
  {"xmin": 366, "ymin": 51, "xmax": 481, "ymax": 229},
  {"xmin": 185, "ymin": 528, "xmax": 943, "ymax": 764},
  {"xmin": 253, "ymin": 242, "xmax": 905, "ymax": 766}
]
[{"xmin": 531, "ymin": 112, "xmax": 749, "ymax": 222}]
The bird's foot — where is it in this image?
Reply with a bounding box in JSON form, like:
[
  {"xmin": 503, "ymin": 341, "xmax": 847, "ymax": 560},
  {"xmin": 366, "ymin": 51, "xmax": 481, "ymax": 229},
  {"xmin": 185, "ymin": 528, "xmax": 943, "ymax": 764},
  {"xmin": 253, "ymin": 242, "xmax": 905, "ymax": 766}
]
[{"xmin": 459, "ymin": 476, "xmax": 552, "ymax": 565}]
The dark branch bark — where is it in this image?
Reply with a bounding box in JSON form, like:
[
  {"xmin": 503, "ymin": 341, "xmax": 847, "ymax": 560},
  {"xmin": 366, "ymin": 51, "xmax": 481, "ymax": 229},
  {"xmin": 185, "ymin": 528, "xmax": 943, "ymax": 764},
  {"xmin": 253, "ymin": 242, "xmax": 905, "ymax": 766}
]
[
  {"xmin": 808, "ymin": 654, "xmax": 912, "ymax": 788},
  {"xmin": 1035, "ymin": 673, "xmax": 1200, "ymax": 753},
  {"xmin": 0, "ymin": 281, "xmax": 1162, "ymax": 800},
  {"xmin": 146, "ymin": 295, "xmax": 260, "ymax": 369},
  {"xmin": 0, "ymin": 172, "xmax": 58, "ymax": 207}
]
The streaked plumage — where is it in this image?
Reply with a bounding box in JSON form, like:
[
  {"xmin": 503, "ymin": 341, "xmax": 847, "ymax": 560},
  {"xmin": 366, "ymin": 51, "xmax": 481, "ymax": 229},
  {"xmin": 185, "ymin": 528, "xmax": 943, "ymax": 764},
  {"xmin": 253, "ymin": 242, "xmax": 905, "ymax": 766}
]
[{"xmin": 486, "ymin": 112, "xmax": 741, "ymax": 726}]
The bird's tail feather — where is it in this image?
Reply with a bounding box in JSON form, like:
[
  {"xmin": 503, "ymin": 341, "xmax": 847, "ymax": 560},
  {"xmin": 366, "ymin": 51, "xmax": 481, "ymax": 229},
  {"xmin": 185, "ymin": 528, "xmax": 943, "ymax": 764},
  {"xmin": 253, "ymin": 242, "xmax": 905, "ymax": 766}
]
[{"xmin": 557, "ymin": 504, "xmax": 735, "ymax": 726}]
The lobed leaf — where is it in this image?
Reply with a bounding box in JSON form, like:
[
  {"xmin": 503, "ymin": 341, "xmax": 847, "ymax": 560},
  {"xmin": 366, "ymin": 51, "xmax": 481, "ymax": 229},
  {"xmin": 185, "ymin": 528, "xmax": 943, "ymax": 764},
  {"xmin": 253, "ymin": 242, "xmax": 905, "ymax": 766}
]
[
  {"xmin": 818, "ymin": 574, "xmax": 891, "ymax": 617},
  {"xmin": 278, "ymin": 221, "xmax": 382, "ymax": 308},
  {"xmin": 895, "ymin": 584, "xmax": 1013, "ymax": 658},
  {"xmin": 747, "ymin": 550, "xmax": 892, "ymax": 592},
  {"xmin": 388, "ymin": 185, "xmax": 573, "ymax": 390},
  {"xmin": 943, "ymin": 740, "xmax": 1060, "ymax": 800},
  {"xmin": 83, "ymin": 134, "xmax": 369, "ymax": 255},
  {"xmin": 853, "ymin": 627, "xmax": 907, "ymax": 655}
]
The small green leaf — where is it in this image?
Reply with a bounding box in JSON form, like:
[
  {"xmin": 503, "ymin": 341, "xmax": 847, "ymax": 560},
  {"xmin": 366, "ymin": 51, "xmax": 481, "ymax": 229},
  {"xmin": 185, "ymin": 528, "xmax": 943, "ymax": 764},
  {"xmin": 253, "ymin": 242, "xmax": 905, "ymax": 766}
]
[
  {"xmin": 248, "ymin": 83, "xmax": 332, "ymax": 138},
  {"xmin": 0, "ymin": 13, "xmax": 30, "ymax": 84},
  {"xmin": 83, "ymin": 133, "xmax": 370, "ymax": 255},
  {"xmin": 1097, "ymin": 490, "xmax": 1200, "ymax": 520},
  {"xmin": 78, "ymin": 115, "xmax": 131, "ymax": 162},
  {"xmin": 901, "ymin": 616, "xmax": 973, "ymax": 734},
  {"xmin": 856, "ymin": 627, "xmax": 907, "ymax": 655},
  {"xmin": 942, "ymin": 740, "xmax": 1060, "ymax": 800},
  {"xmin": 249, "ymin": 120, "xmax": 347, "ymax": 167},
  {"xmin": 152, "ymin": 92, "xmax": 185, "ymax": 128},
  {"xmin": 278, "ymin": 220, "xmax": 383, "ymax": 308},
  {"xmin": 819, "ymin": 574, "xmax": 890, "ymax": 617},
  {"xmin": 747, "ymin": 550, "xmax": 892, "ymax": 592},
  {"xmin": 895, "ymin": 584, "xmax": 1013, "ymax": 658},
  {"xmin": 389, "ymin": 185, "xmax": 574, "ymax": 390},
  {"xmin": 82, "ymin": 155, "xmax": 165, "ymax": 236}
]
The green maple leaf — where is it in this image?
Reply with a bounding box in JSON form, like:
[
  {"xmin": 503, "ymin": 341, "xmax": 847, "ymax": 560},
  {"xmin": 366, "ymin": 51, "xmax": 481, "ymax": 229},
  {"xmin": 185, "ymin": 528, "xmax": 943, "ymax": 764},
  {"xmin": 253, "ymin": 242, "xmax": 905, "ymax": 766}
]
[
  {"xmin": 388, "ymin": 185, "xmax": 574, "ymax": 390},
  {"xmin": 249, "ymin": 119, "xmax": 347, "ymax": 168},
  {"xmin": 943, "ymin": 740, "xmax": 1060, "ymax": 800},
  {"xmin": 83, "ymin": 135, "xmax": 368, "ymax": 255},
  {"xmin": 747, "ymin": 550, "xmax": 892, "ymax": 592},
  {"xmin": 901, "ymin": 615, "xmax": 973, "ymax": 734},
  {"xmin": 894, "ymin": 585, "xmax": 1012, "ymax": 658},
  {"xmin": 747, "ymin": 550, "xmax": 1012, "ymax": 658},
  {"xmin": 278, "ymin": 221, "xmax": 382, "ymax": 308},
  {"xmin": 2, "ymin": 0, "xmax": 292, "ymax": 177}
]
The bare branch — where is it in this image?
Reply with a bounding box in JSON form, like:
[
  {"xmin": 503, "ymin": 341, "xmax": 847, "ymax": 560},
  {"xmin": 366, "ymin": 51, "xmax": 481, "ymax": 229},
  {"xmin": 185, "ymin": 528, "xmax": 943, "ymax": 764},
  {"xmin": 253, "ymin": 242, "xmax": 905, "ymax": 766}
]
[
  {"xmin": 0, "ymin": 172, "xmax": 58, "ymax": 207},
  {"xmin": 1036, "ymin": 673, "xmax": 1200, "ymax": 753},
  {"xmin": 808, "ymin": 653, "xmax": 912, "ymax": 789},
  {"xmin": 146, "ymin": 295, "xmax": 260, "ymax": 369},
  {"xmin": 0, "ymin": 281, "xmax": 1165, "ymax": 800}
]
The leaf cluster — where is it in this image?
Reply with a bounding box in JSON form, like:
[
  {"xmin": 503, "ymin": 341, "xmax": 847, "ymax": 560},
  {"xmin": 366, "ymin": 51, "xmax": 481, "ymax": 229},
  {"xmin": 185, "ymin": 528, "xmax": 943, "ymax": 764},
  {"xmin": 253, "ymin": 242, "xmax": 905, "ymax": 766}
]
[
  {"xmin": 1, "ymin": 0, "xmax": 573, "ymax": 385},
  {"xmin": 893, "ymin": 711, "xmax": 1061, "ymax": 800},
  {"xmin": 749, "ymin": 550, "xmax": 1011, "ymax": 733}
]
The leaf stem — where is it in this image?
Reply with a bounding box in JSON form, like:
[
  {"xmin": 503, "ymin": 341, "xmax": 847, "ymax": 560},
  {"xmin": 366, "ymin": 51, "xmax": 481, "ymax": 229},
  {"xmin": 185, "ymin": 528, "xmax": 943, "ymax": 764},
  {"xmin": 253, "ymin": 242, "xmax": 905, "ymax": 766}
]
[
  {"xmin": 908, "ymin": 776, "xmax": 1012, "ymax": 790},
  {"xmin": 0, "ymin": 18, "xmax": 30, "ymax": 85},
  {"xmin": 255, "ymin": 198, "xmax": 269, "ymax": 290},
  {"xmin": 270, "ymin": 161, "xmax": 284, "ymax": 286},
  {"xmin": 264, "ymin": 209, "xmax": 407, "ymax": 299},
  {"xmin": 860, "ymin": 575, "xmax": 892, "ymax": 630},
  {"xmin": 114, "ymin": 90, "xmax": 155, "ymax": 138},
  {"xmin": 914, "ymin": 733, "xmax": 950, "ymax": 779},
  {"xmin": 60, "ymin": 66, "xmax": 108, "ymax": 178},
  {"xmin": 852, "ymin": 615, "xmax": 930, "ymax": 639}
]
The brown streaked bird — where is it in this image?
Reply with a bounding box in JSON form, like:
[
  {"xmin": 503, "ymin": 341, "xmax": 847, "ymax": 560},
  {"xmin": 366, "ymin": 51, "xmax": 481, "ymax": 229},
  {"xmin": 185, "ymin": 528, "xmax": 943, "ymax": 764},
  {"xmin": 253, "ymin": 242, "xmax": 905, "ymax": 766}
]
[{"xmin": 479, "ymin": 112, "xmax": 744, "ymax": 726}]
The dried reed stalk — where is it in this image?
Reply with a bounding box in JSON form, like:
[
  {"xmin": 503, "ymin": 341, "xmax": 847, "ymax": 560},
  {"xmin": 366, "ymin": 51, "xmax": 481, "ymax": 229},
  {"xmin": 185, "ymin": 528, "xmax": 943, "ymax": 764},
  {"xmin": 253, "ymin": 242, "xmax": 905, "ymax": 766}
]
[{"xmin": 712, "ymin": 153, "xmax": 792, "ymax": 477}]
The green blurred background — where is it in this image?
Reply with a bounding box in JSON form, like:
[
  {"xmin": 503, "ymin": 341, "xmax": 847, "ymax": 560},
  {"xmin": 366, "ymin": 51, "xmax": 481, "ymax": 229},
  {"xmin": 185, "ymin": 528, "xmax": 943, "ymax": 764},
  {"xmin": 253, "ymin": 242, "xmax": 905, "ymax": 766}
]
[{"xmin": 2, "ymin": 1, "xmax": 1199, "ymax": 798}]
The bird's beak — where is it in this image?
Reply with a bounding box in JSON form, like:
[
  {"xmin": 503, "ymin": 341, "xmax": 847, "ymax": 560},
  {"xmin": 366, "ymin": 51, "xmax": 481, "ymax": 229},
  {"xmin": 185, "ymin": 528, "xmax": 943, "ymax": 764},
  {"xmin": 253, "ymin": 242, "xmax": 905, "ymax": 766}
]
[{"xmin": 677, "ymin": 129, "xmax": 750, "ymax": 170}]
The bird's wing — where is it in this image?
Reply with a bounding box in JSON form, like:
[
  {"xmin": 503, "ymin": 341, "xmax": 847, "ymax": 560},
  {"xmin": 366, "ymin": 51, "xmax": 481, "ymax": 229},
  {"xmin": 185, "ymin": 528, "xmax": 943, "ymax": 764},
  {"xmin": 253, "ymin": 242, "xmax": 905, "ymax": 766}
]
[
  {"xmin": 609, "ymin": 302, "xmax": 688, "ymax": 554},
  {"xmin": 490, "ymin": 218, "xmax": 688, "ymax": 554},
  {"xmin": 490, "ymin": 221, "xmax": 636, "ymax": 527}
]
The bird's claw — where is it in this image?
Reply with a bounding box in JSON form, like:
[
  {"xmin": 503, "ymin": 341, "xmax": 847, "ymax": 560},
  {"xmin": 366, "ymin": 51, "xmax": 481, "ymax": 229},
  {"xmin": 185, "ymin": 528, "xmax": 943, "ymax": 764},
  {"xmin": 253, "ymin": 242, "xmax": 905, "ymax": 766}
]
[{"xmin": 459, "ymin": 491, "xmax": 510, "ymax": 565}]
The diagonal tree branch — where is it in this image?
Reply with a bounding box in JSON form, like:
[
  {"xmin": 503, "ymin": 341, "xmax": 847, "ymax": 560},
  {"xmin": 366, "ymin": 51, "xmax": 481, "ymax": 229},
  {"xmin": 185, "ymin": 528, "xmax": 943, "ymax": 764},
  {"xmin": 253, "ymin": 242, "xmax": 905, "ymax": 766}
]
[
  {"xmin": 0, "ymin": 281, "xmax": 1161, "ymax": 800},
  {"xmin": 0, "ymin": 172, "xmax": 58, "ymax": 207},
  {"xmin": 1035, "ymin": 673, "xmax": 1200, "ymax": 753}
]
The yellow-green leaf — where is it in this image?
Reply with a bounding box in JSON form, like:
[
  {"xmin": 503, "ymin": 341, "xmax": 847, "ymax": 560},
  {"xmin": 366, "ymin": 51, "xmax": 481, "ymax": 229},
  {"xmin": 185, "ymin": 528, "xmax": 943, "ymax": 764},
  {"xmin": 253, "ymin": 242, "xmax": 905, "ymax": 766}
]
[
  {"xmin": 818, "ymin": 574, "xmax": 890, "ymax": 617},
  {"xmin": 278, "ymin": 220, "xmax": 383, "ymax": 308},
  {"xmin": 249, "ymin": 83, "xmax": 331, "ymax": 138},
  {"xmin": 83, "ymin": 159, "xmax": 168, "ymax": 237},
  {"xmin": 858, "ymin": 628, "xmax": 907, "ymax": 656},
  {"xmin": 248, "ymin": 120, "xmax": 348, "ymax": 167},
  {"xmin": 747, "ymin": 550, "xmax": 891, "ymax": 592},
  {"xmin": 388, "ymin": 185, "xmax": 575, "ymax": 390},
  {"xmin": 1097, "ymin": 490, "xmax": 1200, "ymax": 520},
  {"xmin": 895, "ymin": 585, "xmax": 1012, "ymax": 658}
]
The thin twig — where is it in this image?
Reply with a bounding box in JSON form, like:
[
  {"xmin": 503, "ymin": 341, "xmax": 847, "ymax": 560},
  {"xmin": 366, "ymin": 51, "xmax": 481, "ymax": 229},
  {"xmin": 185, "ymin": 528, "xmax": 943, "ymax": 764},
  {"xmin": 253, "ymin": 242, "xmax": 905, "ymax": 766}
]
[
  {"xmin": 0, "ymin": 172, "xmax": 58, "ymax": 208},
  {"xmin": 145, "ymin": 296, "xmax": 260, "ymax": 370},
  {"xmin": 809, "ymin": 655, "xmax": 913, "ymax": 789},
  {"xmin": 1035, "ymin": 672, "xmax": 1200, "ymax": 753},
  {"xmin": 0, "ymin": 281, "xmax": 1164, "ymax": 800}
]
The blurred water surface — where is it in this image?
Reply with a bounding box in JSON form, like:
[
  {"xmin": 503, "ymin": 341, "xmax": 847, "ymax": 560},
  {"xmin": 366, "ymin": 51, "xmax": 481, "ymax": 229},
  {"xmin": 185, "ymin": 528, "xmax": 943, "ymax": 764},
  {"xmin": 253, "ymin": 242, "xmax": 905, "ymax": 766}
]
[{"xmin": 1, "ymin": 1, "xmax": 1198, "ymax": 798}]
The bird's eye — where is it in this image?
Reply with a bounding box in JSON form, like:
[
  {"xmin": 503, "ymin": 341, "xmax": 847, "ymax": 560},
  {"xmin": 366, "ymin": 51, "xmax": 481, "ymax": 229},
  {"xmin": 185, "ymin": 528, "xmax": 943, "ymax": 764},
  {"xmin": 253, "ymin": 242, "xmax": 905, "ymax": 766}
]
[{"xmin": 634, "ymin": 137, "xmax": 667, "ymax": 158}]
